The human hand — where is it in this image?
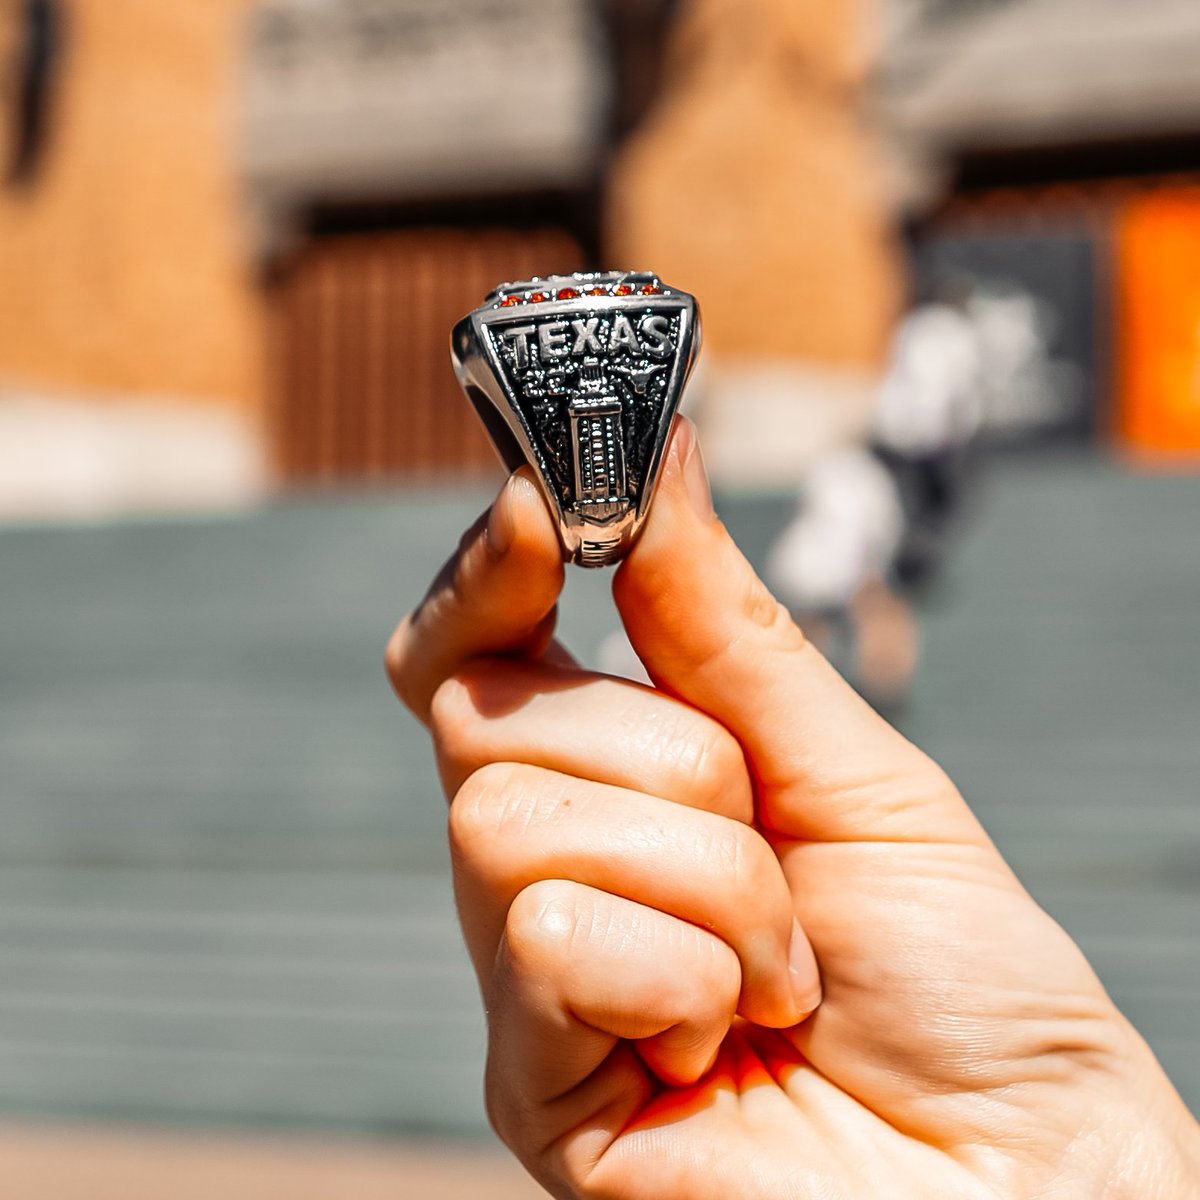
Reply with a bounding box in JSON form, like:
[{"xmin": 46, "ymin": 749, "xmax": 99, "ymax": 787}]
[{"xmin": 387, "ymin": 421, "xmax": 1200, "ymax": 1199}]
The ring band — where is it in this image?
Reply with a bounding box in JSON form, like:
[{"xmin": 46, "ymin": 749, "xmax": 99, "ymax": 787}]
[{"xmin": 451, "ymin": 271, "xmax": 701, "ymax": 568}]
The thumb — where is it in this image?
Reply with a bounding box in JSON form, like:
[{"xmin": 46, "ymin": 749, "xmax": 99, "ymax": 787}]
[
  {"xmin": 387, "ymin": 467, "xmax": 566, "ymax": 725},
  {"xmin": 614, "ymin": 420, "xmax": 986, "ymax": 846}
]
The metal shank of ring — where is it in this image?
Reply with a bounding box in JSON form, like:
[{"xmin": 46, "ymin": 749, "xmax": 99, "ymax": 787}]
[
  {"xmin": 450, "ymin": 271, "xmax": 701, "ymax": 569},
  {"xmin": 576, "ymin": 533, "xmax": 627, "ymax": 570}
]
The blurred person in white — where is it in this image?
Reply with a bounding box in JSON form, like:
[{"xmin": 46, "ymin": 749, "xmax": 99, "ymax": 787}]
[
  {"xmin": 762, "ymin": 276, "xmax": 984, "ymax": 711},
  {"xmin": 386, "ymin": 420, "xmax": 1200, "ymax": 1200},
  {"xmin": 765, "ymin": 445, "xmax": 917, "ymax": 711},
  {"xmin": 873, "ymin": 275, "xmax": 984, "ymax": 590}
]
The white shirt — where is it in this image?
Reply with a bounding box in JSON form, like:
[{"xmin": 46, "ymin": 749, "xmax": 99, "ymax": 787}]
[
  {"xmin": 766, "ymin": 447, "xmax": 905, "ymax": 611},
  {"xmin": 874, "ymin": 304, "xmax": 983, "ymax": 455}
]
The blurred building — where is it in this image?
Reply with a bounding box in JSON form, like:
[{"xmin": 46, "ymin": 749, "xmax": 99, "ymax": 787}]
[
  {"xmin": 886, "ymin": 0, "xmax": 1200, "ymax": 459},
  {"xmin": 0, "ymin": 1, "xmax": 265, "ymax": 516},
  {"xmin": 244, "ymin": 0, "xmax": 899, "ymax": 487},
  {"xmin": 0, "ymin": 0, "xmax": 898, "ymax": 514},
  {"xmin": 607, "ymin": 0, "xmax": 902, "ymax": 487},
  {"xmin": 7, "ymin": 0, "xmax": 1199, "ymax": 524},
  {"xmin": 0, "ymin": 1, "xmax": 258, "ymax": 406}
]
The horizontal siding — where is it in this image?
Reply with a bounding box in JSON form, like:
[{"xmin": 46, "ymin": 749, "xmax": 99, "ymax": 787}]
[{"xmin": 0, "ymin": 458, "xmax": 1198, "ymax": 1134}]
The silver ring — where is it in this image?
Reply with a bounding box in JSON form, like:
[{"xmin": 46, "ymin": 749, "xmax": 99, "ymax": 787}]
[{"xmin": 451, "ymin": 271, "xmax": 701, "ymax": 568}]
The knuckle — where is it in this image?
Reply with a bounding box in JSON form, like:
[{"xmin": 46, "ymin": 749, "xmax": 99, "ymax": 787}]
[
  {"xmin": 701, "ymin": 821, "xmax": 748, "ymax": 884},
  {"xmin": 680, "ymin": 725, "xmax": 748, "ymax": 813},
  {"xmin": 654, "ymin": 922, "xmax": 740, "ymax": 1020},
  {"xmin": 429, "ymin": 658, "xmax": 517, "ymax": 750},
  {"xmin": 504, "ymin": 880, "xmax": 583, "ymax": 969},
  {"xmin": 666, "ymin": 736, "xmax": 719, "ymax": 806},
  {"xmin": 705, "ymin": 724, "xmax": 749, "ymax": 786},
  {"xmin": 448, "ymin": 761, "xmax": 525, "ymax": 856},
  {"xmin": 633, "ymin": 705, "xmax": 705, "ymax": 789},
  {"xmin": 710, "ymin": 821, "xmax": 774, "ymax": 905},
  {"xmin": 628, "ymin": 700, "xmax": 747, "ymax": 812},
  {"xmin": 449, "ymin": 763, "xmax": 571, "ymax": 859}
]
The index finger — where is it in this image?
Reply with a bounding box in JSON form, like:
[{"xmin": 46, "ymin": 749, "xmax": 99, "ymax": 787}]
[{"xmin": 385, "ymin": 467, "xmax": 565, "ymax": 724}]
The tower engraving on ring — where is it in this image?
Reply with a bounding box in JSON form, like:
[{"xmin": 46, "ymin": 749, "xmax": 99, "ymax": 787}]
[
  {"xmin": 461, "ymin": 271, "xmax": 698, "ymax": 564},
  {"xmin": 569, "ymin": 358, "xmax": 627, "ymax": 522}
]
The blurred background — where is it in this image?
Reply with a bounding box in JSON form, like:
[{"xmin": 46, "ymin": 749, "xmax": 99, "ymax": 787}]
[{"xmin": 1, "ymin": 0, "xmax": 1198, "ymax": 1195}]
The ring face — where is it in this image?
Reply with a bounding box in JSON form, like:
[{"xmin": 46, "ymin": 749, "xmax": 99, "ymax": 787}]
[{"xmin": 451, "ymin": 271, "xmax": 700, "ymax": 567}]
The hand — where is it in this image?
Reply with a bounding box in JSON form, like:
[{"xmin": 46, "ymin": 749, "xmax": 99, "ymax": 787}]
[{"xmin": 387, "ymin": 422, "xmax": 1200, "ymax": 1199}]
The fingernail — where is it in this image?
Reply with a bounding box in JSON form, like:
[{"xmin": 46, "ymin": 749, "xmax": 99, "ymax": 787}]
[
  {"xmin": 672, "ymin": 418, "xmax": 715, "ymax": 523},
  {"xmin": 486, "ymin": 473, "xmax": 520, "ymax": 556},
  {"xmin": 788, "ymin": 918, "xmax": 822, "ymax": 1018}
]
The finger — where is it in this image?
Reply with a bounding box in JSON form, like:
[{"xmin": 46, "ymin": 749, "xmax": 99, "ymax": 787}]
[
  {"xmin": 484, "ymin": 879, "xmax": 740, "ymax": 1194},
  {"xmin": 494, "ymin": 879, "xmax": 741, "ymax": 1099},
  {"xmin": 385, "ymin": 467, "xmax": 565, "ymax": 725},
  {"xmin": 613, "ymin": 419, "xmax": 988, "ymax": 847},
  {"xmin": 449, "ymin": 763, "xmax": 820, "ymax": 1030},
  {"xmin": 430, "ymin": 657, "xmax": 754, "ymax": 823}
]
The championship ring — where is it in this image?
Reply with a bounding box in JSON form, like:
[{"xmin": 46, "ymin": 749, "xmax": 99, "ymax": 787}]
[{"xmin": 450, "ymin": 271, "xmax": 701, "ymax": 568}]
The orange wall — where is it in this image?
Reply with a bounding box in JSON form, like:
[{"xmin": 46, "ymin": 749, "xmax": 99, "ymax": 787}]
[
  {"xmin": 1117, "ymin": 188, "xmax": 1200, "ymax": 459},
  {"xmin": 607, "ymin": 0, "xmax": 900, "ymax": 368},
  {"xmin": 0, "ymin": 0, "xmax": 261, "ymax": 408}
]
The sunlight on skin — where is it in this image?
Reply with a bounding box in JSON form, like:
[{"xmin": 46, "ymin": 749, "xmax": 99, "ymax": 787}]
[
  {"xmin": 602, "ymin": 1027, "xmax": 996, "ymax": 1200},
  {"xmin": 388, "ymin": 421, "xmax": 1200, "ymax": 1199}
]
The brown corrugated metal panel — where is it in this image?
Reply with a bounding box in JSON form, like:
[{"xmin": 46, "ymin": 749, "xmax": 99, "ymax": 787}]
[{"xmin": 268, "ymin": 226, "xmax": 585, "ymax": 482}]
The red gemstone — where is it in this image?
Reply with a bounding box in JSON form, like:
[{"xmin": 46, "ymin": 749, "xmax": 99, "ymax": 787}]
[
  {"xmin": 613, "ymin": 284, "xmax": 634, "ymax": 296},
  {"xmin": 639, "ymin": 284, "xmax": 661, "ymax": 295},
  {"xmin": 499, "ymin": 295, "xmax": 523, "ymax": 307},
  {"xmin": 586, "ymin": 286, "xmax": 607, "ymax": 296},
  {"xmin": 556, "ymin": 287, "xmax": 579, "ymax": 300},
  {"xmin": 529, "ymin": 291, "xmax": 550, "ymax": 303}
]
